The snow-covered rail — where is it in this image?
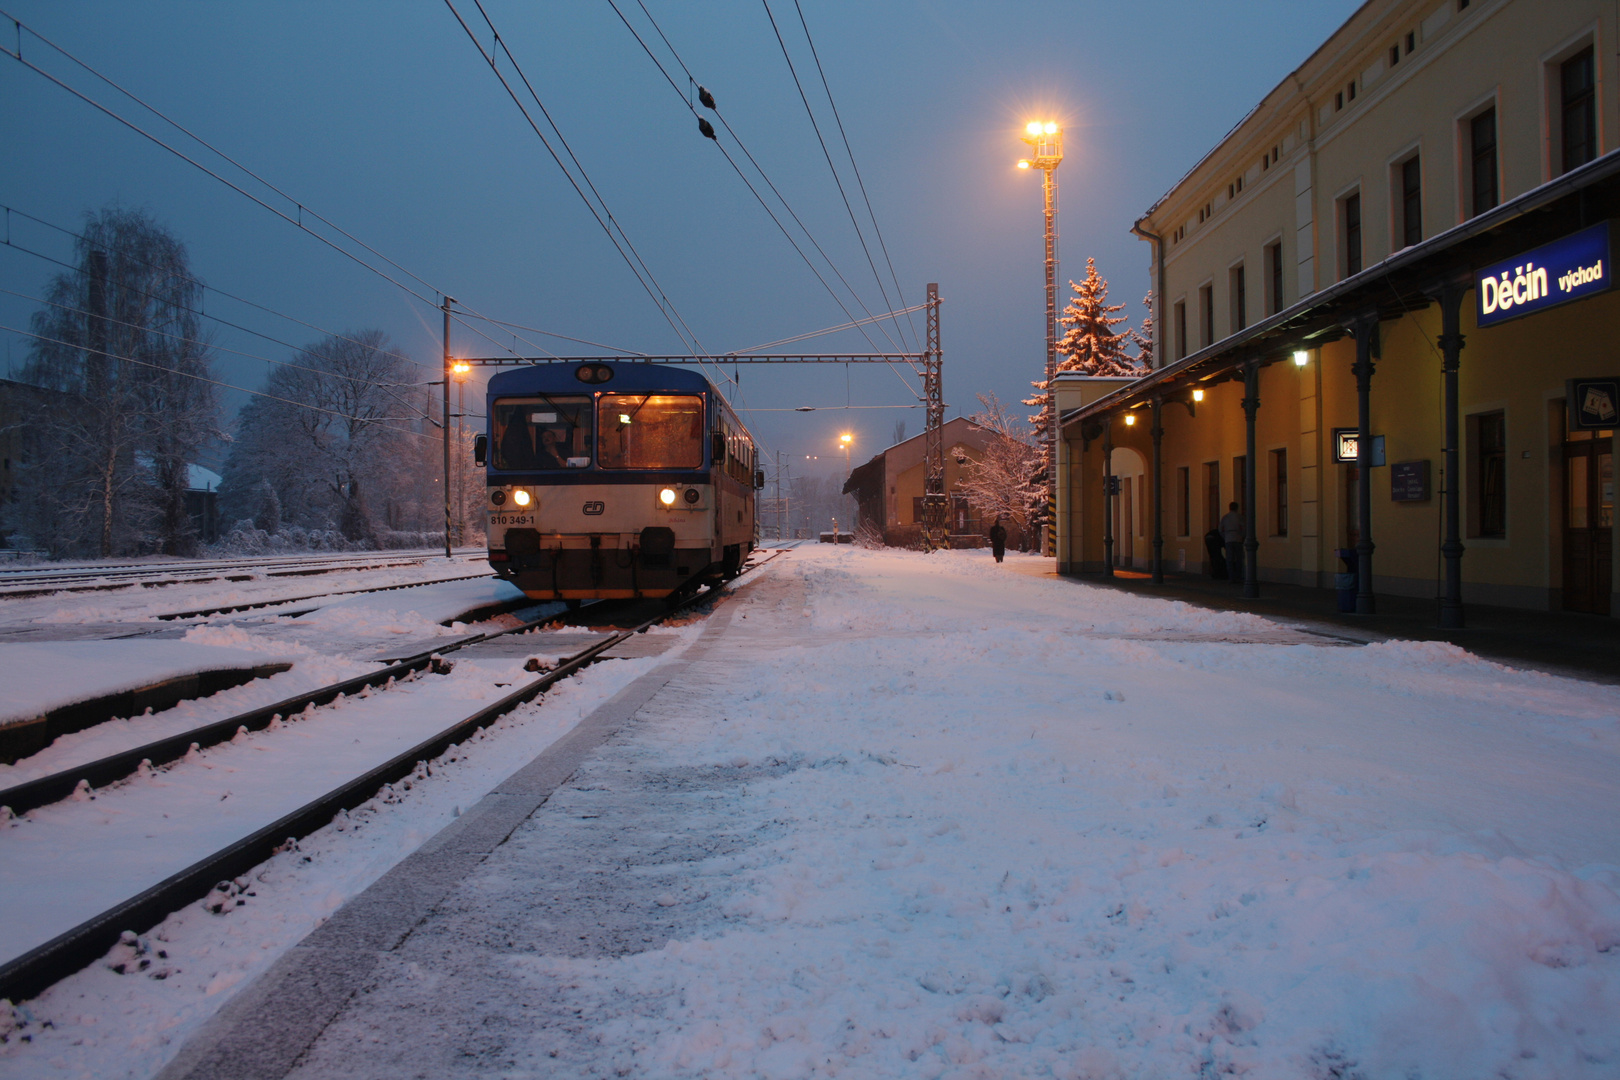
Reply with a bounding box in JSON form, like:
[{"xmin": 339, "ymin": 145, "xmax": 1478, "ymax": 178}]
[
  {"xmin": 0, "ymin": 550, "xmax": 781, "ymax": 1005},
  {"xmin": 0, "ymin": 550, "xmax": 478, "ymax": 600}
]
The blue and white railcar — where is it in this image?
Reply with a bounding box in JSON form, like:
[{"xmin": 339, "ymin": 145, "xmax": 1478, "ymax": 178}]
[{"xmin": 477, "ymin": 361, "xmax": 759, "ymax": 601}]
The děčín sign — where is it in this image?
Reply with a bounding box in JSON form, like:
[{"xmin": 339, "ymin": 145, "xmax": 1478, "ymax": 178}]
[{"xmin": 1476, "ymin": 221, "xmax": 1610, "ymax": 327}]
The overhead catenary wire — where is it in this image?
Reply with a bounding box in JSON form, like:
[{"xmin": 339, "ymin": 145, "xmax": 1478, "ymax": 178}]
[
  {"xmin": 0, "ymin": 232, "xmax": 442, "ymax": 426},
  {"xmin": 604, "ymin": 0, "xmax": 902, "ymax": 358},
  {"xmin": 788, "ymin": 0, "xmax": 918, "ymax": 352},
  {"xmin": 624, "ymin": 0, "xmax": 903, "ymax": 357},
  {"xmin": 760, "ymin": 0, "xmax": 912, "ymax": 353},
  {"xmin": 444, "ymin": 0, "xmax": 732, "ymax": 391},
  {"xmin": 2, "ymin": 322, "xmax": 443, "ymax": 439},
  {"xmin": 0, "ymin": 11, "xmax": 550, "ymax": 365}
]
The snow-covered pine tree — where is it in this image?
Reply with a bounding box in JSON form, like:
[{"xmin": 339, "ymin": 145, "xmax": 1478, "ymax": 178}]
[
  {"xmin": 1130, "ymin": 291, "xmax": 1156, "ymax": 370},
  {"xmin": 1056, "ymin": 258, "xmax": 1144, "ymax": 377}
]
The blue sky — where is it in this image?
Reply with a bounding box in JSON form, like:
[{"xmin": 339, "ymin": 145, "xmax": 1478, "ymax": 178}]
[{"xmin": 0, "ymin": 1, "xmax": 1360, "ymax": 474}]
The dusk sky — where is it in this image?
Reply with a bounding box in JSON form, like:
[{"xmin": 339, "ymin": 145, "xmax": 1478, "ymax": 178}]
[{"xmin": 0, "ymin": 1, "xmax": 1360, "ymax": 477}]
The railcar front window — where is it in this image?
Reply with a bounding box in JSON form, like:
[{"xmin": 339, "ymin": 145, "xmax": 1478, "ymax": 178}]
[
  {"xmin": 596, "ymin": 394, "xmax": 704, "ymax": 469},
  {"xmin": 493, "ymin": 396, "xmax": 592, "ymax": 470}
]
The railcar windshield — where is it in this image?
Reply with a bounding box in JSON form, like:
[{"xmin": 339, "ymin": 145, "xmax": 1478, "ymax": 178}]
[
  {"xmin": 596, "ymin": 394, "xmax": 705, "ymax": 469},
  {"xmin": 492, "ymin": 396, "xmax": 592, "ymax": 470}
]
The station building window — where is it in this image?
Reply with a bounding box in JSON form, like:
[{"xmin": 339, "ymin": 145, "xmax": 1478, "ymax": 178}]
[
  {"xmin": 1560, "ymin": 45, "xmax": 1597, "ymax": 174},
  {"xmin": 1199, "ymin": 284, "xmax": 1215, "ymax": 347},
  {"xmin": 1271, "ymin": 448, "xmax": 1288, "ymax": 536},
  {"xmin": 1398, "ymin": 154, "xmax": 1422, "ymax": 247},
  {"xmin": 1177, "ymin": 465, "xmax": 1191, "ymax": 537},
  {"xmin": 1468, "ymin": 107, "xmax": 1499, "ymax": 217},
  {"xmin": 1203, "ymin": 461, "xmax": 1221, "ymax": 532},
  {"xmin": 1174, "ymin": 299, "xmax": 1188, "ymax": 360},
  {"xmin": 1341, "ymin": 191, "xmax": 1363, "ymax": 277},
  {"xmin": 1230, "ymin": 263, "xmax": 1247, "ymax": 332},
  {"xmin": 1468, "ymin": 410, "xmax": 1507, "ymax": 537},
  {"xmin": 1266, "ymin": 241, "xmax": 1284, "ymax": 314}
]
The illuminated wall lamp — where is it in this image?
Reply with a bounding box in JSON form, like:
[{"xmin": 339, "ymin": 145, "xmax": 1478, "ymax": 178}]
[
  {"xmin": 1191, "ymin": 388, "xmax": 1205, "ymax": 402},
  {"xmin": 1123, "ymin": 413, "xmax": 1137, "ymax": 426},
  {"xmin": 1293, "ymin": 350, "xmax": 1309, "ymax": 367}
]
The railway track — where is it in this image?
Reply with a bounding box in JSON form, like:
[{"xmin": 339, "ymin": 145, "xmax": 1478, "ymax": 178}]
[
  {"xmin": 0, "ymin": 550, "xmax": 782, "ymax": 1004},
  {"xmin": 0, "ymin": 550, "xmax": 479, "ymax": 600}
]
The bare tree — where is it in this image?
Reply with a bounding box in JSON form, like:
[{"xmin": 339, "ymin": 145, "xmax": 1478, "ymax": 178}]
[
  {"xmin": 955, "ymin": 393, "xmax": 1041, "ymax": 540},
  {"xmin": 221, "ymin": 330, "xmax": 434, "ymax": 544},
  {"xmin": 11, "ymin": 207, "xmax": 219, "ymax": 557}
]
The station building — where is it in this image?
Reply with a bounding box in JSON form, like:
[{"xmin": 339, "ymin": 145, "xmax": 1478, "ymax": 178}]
[
  {"xmin": 844, "ymin": 416, "xmax": 1022, "ymax": 547},
  {"xmin": 1058, "ymin": 0, "xmax": 1619, "ymax": 620}
]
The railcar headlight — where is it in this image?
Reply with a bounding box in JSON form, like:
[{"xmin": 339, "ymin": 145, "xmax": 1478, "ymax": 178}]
[
  {"xmin": 659, "ymin": 488, "xmax": 677, "ymax": 506},
  {"xmin": 513, "ymin": 489, "xmax": 532, "ymax": 507}
]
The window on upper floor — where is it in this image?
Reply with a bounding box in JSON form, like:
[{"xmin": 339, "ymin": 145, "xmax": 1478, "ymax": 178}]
[
  {"xmin": 1230, "ymin": 264, "xmax": 1247, "ymax": 332},
  {"xmin": 1336, "ymin": 91, "xmax": 1344, "ymax": 111},
  {"xmin": 1405, "ymin": 31, "xmax": 1415, "ymax": 54},
  {"xmin": 1390, "ymin": 44, "xmax": 1400, "ymax": 66},
  {"xmin": 1468, "ymin": 106, "xmax": 1499, "ymax": 217},
  {"xmin": 1173, "ymin": 299, "xmax": 1188, "ymax": 360},
  {"xmin": 1266, "ymin": 241, "xmax": 1284, "ymax": 315},
  {"xmin": 1398, "ymin": 154, "xmax": 1422, "ymax": 248},
  {"xmin": 1348, "ymin": 80, "xmax": 1357, "ymax": 103},
  {"xmin": 1199, "ymin": 284, "xmax": 1214, "ymax": 348},
  {"xmin": 1341, "ymin": 191, "xmax": 1363, "ymax": 277},
  {"xmin": 1561, "ymin": 46, "xmax": 1597, "ymax": 174}
]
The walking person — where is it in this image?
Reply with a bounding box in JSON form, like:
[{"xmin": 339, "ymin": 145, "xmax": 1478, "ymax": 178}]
[
  {"xmin": 989, "ymin": 517, "xmax": 1008, "ymax": 563},
  {"xmin": 1219, "ymin": 501, "xmax": 1246, "ymax": 585}
]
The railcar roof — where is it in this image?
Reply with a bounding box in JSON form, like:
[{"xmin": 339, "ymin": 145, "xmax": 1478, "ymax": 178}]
[{"xmin": 488, "ymin": 362, "xmax": 712, "ymax": 396}]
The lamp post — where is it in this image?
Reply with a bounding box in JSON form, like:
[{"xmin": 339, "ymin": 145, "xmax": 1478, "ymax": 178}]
[
  {"xmin": 451, "ymin": 360, "xmax": 471, "ymax": 546},
  {"xmin": 1018, "ymin": 121, "xmax": 1063, "ymax": 556}
]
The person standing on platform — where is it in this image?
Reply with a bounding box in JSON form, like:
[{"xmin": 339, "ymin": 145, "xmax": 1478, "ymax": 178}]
[
  {"xmin": 989, "ymin": 518, "xmax": 1008, "ymax": 563},
  {"xmin": 1219, "ymin": 501, "xmax": 1246, "ymax": 585}
]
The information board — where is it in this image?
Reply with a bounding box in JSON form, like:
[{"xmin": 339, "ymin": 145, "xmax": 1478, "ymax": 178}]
[{"xmin": 1390, "ymin": 460, "xmax": 1431, "ymax": 501}]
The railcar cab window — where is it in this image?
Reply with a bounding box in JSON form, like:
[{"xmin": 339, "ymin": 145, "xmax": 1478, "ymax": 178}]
[
  {"xmin": 596, "ymin": 394, "xmax": 704, "ymax": 469},
  {"xmin": 493, "ymin": 396, "xmax": 591, "ymax": 470}
]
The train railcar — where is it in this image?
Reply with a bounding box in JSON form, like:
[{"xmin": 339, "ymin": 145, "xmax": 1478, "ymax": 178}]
[{"xmin": 475, "ymin": 361, "xmax": 761, "ymax": 601}]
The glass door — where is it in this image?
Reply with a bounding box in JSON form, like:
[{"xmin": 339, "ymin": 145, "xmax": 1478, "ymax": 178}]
[{"xmin": 1563, "ymin": 437, "xmax": 1613, "ymax": 614}]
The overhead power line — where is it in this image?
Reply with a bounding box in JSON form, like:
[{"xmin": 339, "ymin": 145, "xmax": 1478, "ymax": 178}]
[
  {"xmin": 443, "ymin": 0, "xmax": 730, "ymax": 390},
  {"xmin": 2, "ymin": 322, "xmax": 441, "ymax": 439},
  {"xmin": 0, "ymin": 10, "xmax": 555, "ymax": 364},
  {"xmin": 605, "ymin": 0, "xmax": 902, "ymax": 357},
  {"xmin": 760, "ymin": 0, "xmax": 912, "ymax": 352},
  {"xmin": 788, "ymin": 0, "xmax": 918, "ymax": 351}
]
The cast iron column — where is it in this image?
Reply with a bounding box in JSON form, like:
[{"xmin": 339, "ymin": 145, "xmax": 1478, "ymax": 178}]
[
  {"xmin": 1351, "ymin": 313, "xmax": 1379, "ymax": 614},
  {"xmin": 1241, "ymin": 361, "xmax": 1260, "ymax": 599},
  {"xmin": 1102, "ymin": 418, "xmax": 1115, "ymax": 577},
  {"xmin": 1151, "ymin": 396, "xmax": 1165, "ymax": 583},
  {"xmin": 1437, "ymin": 286, "xmax": 1467, "ymax": 628}
]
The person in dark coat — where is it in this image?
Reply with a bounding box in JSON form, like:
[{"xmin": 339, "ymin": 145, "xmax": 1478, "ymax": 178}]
[
  {"xmin": 1219, "ymin": 501, "xmax": 1246, "ymax": 584},
  {"xmin": 989, "ymin": 518, "xmax": 1008, "ymax": 563}
]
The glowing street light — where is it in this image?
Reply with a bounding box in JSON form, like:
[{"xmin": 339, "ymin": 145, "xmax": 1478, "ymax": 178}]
[
  {"xmin": 1018, "ymin": 119, "xmax": 1064, "ymax": 555},
  {"xmin": 839, "ymin": 432, "xmax": 854, "ymax": 474}
]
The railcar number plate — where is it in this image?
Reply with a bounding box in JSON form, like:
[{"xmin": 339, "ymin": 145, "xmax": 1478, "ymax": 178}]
[{"xmin": 489, "ymin": 514, "xmax": 533, "ymax": 526}]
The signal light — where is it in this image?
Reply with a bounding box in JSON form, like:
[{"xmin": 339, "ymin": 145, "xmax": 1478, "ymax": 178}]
[{"xmin": 575, "ymin": 363, "xmax": 614, "ymax": 384}]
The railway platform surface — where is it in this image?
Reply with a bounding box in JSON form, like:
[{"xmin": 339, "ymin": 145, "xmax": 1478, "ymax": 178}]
[
  {"xmin": 999, "ymin": 555, "xmax": 1620, "ymax": 686},
  {"xmin": 120, "ymin": 546, "xmax": 1620, "ymax": 1078}
]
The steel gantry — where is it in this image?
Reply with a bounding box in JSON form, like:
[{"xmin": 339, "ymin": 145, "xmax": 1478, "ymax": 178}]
[{"xmin": 455, "ymin": 287, "xmax": 948, "ymax": 546}]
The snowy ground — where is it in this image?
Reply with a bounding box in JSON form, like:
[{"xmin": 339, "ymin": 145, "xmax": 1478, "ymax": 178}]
[{"xmin": 4, "ymin": 546, "xmax": 1619, "ymax": 1079}]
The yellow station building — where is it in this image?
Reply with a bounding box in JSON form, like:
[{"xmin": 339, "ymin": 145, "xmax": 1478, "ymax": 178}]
[{"xmin": 1058, "ymin": 0, "xmax": 1619, "ymax": 621}]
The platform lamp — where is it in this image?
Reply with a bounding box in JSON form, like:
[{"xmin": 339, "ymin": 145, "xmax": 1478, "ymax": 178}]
[
  {"xmin": 452, "ymin": 360, "xmax": 472, "ymax": 546},
  {"xmin": 1018, "ymin": 120, "xmax": 1063, "ymax": 556}
]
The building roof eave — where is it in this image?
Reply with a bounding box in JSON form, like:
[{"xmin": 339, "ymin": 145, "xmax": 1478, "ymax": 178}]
[{"xmin": 1073, "ymin": 147, "xmax": 1620, "ymax": 431}]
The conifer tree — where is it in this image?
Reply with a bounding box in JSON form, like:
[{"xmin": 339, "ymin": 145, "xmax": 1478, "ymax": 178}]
[{"xmin": 1056, "ymin": 258, "xmax": 1142, "ymax": 376}]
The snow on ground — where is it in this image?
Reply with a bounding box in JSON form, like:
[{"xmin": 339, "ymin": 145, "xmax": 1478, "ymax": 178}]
[
  {"xmin": 0, "ymin": 641, "xmax": 294, "ymax": 729},
  {"xmin": 4, "ymin": 546, "xmax": 1619, "ymax": 1079},
  {"xmin": 0, "ymin": 620, "xmax": 703, "ymax": 1052}
]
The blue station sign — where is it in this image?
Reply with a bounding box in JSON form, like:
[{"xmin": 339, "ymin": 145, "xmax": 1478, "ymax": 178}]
[{"xmin": 1476, "ymin": 221, "xmax": 1610, "ymax": 327}]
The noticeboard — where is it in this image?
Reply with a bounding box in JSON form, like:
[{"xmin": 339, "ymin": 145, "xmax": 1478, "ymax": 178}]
[
  {"xmin": 1568, "ymin": 377, "xmax": 1619, "ymax": 431},
  {"xmin": 1391, "ymin": 460, "xmax": 1431, "ymax": 502}
]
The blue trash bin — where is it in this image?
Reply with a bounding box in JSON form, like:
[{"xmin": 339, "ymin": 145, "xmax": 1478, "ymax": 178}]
[{"xmin": 1334, "ymin": 548, "xmax": 1357, "ymax": 612}]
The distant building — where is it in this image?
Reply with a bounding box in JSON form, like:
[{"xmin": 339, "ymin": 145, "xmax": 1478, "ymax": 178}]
[
  {"xmin": 184, "ymin": 463, "xmax": 222, "ymax": 546},
  {"xmin": 1060, "ymin": 0, "xmax": 1619, "ymax": 618},
  {"xmin": 843, "ymin": 416, "xmax": 1025, "ymax": 547}
]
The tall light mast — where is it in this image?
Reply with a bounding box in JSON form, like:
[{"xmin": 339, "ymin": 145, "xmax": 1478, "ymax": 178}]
[{"xmin": 1018, "ymin": 121, "xmax": 1062, "ymax": 556}]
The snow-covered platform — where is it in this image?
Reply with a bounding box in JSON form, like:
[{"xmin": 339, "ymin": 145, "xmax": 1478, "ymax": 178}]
[{"xmin": 15, "ymin": 547, "xmax": 1620, "ymax": 1079}]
